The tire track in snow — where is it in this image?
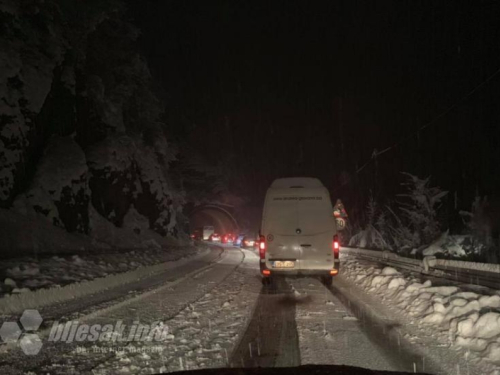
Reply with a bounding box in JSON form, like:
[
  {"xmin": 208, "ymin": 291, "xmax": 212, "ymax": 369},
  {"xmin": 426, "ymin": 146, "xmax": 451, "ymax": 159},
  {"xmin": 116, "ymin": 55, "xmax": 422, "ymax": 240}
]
[
  {"xmin": 230, "ymin": 277, "xmax": 301, "ymax": 368},
  {"xmin": 292, "ymin": 276, "xmax": 442, "ymax": 374},
  {"xmin": 76, "ymin": 248, "xmax": 261, "ymax": 374}
]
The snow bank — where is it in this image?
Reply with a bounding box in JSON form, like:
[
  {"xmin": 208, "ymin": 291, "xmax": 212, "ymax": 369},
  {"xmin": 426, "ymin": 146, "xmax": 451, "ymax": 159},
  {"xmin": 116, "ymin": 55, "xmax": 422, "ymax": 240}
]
[
  {"xmin": 342, "ymin": 260, "xmax": 500, "ymax": 367},
  {"xmin": 0, "ymin": 247, "xmax": 208, "ymax": 314},
  {"xmin": 0, "ymin": 210, "xmax": 199, "ymax": 299}
]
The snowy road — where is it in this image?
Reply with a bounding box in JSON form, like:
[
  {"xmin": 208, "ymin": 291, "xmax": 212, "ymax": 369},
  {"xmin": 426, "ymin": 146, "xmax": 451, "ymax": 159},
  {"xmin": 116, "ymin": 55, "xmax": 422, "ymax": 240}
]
[
  {"xmin": 0, "ymin": 247, "xmax": 262, "ymax": 374},
  {"xmin": 230, "ymin": 274, "xmax": 436, "ymax": 373},
  {"xmin": 1, "ymin": 246, "xmax": 497, "ymax": 374}
]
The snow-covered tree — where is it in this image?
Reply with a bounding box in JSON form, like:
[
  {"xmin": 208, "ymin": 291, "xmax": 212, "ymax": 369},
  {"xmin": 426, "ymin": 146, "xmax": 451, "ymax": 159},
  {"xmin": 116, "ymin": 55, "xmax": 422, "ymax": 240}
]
[
  {"xmin": 348, "ymin": 194, "xmax": 392, "ymax": 250},
  {"xmin": 349, "ymin": 174, "xmax": 448, "ymax": 254},
  {"xmin": 390, "ymin": 173, "xmax": 448, "ymax": 252},
  {"xmin": 460, "ymin": 195, "xmax": 498, "ymax": 263}
]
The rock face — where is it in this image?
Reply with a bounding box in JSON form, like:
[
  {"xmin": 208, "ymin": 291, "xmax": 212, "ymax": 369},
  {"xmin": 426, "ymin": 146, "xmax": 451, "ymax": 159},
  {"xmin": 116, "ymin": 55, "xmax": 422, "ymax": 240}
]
[
  {"xmin": 0, "ymin": 0, "xmax": 184, "ymax": 250},
  {"xmin": 86, "ymin": 135, "xmax": 179, "ymax": 236},
  {"xmin": 23, "ymin": 136, "xmax": 90, "ymax": 233}
]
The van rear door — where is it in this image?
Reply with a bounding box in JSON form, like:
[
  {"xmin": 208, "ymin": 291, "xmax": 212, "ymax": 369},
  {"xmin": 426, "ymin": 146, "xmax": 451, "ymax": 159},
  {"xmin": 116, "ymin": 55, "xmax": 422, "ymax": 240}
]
[
  {"xmin": 296, "ymin": 191, "xmax": 335, "ymax": 270},
  {"xmin": 262, "ymin": 192, "xmax": 301, "ymax": 268}
]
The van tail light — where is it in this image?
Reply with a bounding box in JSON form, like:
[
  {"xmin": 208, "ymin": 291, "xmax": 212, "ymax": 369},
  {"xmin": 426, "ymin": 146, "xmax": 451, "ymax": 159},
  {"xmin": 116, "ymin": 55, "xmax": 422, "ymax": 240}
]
[
  {"xmin": 333, "ymin": 234, "xmax": 340, "ymax": 259},
  {"xmin": 259, "ymin": 235, "xmax": 266, "ymax": 259}
]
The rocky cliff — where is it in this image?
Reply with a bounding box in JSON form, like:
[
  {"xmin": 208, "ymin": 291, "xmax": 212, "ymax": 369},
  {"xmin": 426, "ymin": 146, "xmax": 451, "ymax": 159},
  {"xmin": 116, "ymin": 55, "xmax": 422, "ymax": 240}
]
[{"xmin": 0, "ymin": 0, "xmax": 185, "ymax": 255}]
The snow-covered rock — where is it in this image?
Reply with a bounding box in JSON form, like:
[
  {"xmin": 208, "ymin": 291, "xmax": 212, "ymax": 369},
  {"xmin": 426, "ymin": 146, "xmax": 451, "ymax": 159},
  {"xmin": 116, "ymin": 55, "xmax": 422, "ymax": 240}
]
[
  {"xmin": 0, "ymin": 0, "xmax": 186, "ymax": 249},
  {"xmin": 23, "ymin": 136, "xmax": 89, "ymax": 232},
  {"xmin": 123, "ymin": 205, "xmax": 150, "ymax": 235}
]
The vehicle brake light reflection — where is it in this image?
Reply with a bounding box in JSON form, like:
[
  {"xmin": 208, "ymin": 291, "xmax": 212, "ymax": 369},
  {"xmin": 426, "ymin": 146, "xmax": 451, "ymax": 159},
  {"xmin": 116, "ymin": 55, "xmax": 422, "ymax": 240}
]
[{"xmin": 259, "ymin": 235, "xmax": 266, "ymax": 259}]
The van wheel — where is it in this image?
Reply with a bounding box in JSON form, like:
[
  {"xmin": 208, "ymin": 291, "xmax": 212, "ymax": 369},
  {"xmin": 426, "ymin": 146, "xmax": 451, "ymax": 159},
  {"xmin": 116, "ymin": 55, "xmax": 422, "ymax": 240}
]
[
  {"xmin": 321, "ymin": 276, "xmax": 333, "ymax": 286},
  {"xmin": 262, "ymin": 277, "xmax": 272, "ymax": 286}
]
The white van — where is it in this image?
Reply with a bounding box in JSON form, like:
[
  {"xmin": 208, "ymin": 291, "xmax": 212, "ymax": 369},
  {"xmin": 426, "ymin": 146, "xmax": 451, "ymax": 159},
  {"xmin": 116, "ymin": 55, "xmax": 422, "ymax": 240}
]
[{"xmin": 258, "ymin": 177, "xmax": 340, "ymax": 285}]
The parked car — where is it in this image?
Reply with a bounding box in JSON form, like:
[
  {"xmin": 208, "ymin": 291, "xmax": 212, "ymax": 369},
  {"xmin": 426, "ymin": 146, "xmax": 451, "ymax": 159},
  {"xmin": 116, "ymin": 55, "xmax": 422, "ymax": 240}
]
[{"xmin": 209, "ymin": 233, "xmax": 221, "ymax": 242}]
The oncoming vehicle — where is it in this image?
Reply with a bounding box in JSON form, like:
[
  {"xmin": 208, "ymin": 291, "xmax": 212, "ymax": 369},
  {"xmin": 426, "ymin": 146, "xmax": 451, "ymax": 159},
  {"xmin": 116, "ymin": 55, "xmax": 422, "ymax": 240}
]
[{"xmin": 259, "ymin": 177, "xmax": 340, "ymax": 285}]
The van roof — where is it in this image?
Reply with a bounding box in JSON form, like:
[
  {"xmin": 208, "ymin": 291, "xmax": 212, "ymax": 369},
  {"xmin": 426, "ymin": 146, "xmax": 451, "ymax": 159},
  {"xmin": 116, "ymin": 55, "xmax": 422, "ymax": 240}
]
[{"xmin": 270, "ymin": 177, "xmax": 324, "ymax": 189}]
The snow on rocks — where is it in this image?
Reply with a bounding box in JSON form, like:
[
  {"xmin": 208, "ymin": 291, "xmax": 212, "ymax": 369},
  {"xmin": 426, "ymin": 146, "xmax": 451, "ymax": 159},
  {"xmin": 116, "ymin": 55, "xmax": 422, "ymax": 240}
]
[
  {"xmin": 381, "ymin": 266, "xmax": 399, "ymax": 275},
  {"xmin": 3, "ymin": 278, "xmax": 16, "ymax": 288},
  {"xmin": 0, "ymin": 0, "xmax": 65, "ymax": 202},
  {"xmin": 342, "ymin": 259, "xmax": 500, "ymax": 368},
  {"xmin": 86, "ymin": 134, "xmax": 181, "ymax": 237}
]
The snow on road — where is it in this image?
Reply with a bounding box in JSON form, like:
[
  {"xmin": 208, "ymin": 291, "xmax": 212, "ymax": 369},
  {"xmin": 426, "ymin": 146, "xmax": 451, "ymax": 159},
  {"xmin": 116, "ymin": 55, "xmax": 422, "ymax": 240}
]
[
  {"xmin": 0, "ymin": 247, "xmax": 210, "ymax": 315},
  {"xmin": 4, "ymin": 245, "xmax": 499, "ymax": 375},
  {"xmin": 291, "ymin": 277, "xmax": 400, "ymax": 372},
  {"xmin": 0, "ymin": 248, "xmax": 262, "ymax": 374}
]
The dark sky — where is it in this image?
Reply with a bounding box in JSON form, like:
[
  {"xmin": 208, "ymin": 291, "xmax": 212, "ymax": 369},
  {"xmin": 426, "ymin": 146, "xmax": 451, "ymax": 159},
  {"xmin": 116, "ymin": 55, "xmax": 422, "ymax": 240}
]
[{"xmin": 129, "ymin": 0, "xmax": 500, "ymax": 216}]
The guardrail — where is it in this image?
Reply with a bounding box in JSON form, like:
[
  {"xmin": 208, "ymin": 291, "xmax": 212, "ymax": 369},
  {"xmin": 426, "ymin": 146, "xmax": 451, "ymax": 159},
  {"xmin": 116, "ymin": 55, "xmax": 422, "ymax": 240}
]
[{"xmin": 341, "ymin": 246, "xmax": 500, "ymax": 290}]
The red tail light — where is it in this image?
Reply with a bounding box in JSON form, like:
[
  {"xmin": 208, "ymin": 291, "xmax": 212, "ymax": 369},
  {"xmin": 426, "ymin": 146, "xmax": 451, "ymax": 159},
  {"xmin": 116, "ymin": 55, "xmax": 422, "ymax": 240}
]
[
  {"xmin": 333, "ymin": 234, "xmax": 340, "ymax": 258},
  {"xmin": 259, "ymin": 235, "xmax": 266, "ymax": 259}
]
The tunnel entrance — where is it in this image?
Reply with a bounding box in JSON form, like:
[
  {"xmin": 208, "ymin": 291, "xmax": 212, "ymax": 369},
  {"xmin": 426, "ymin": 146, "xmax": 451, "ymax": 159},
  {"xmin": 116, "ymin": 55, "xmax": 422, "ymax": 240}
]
[{"xmin": 188, "ymin": 205, "xmax": 239, "ymax": 235}]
